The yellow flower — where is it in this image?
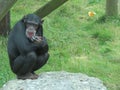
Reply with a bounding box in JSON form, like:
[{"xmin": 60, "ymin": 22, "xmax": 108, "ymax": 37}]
[{"xmin": 88, "ymin": 11, "xmax": 96, "ymax": 17}]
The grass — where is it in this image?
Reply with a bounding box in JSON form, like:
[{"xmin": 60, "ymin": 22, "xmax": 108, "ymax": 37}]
[{"xmin": 0, "ymin": 0, "xmax": 120, "ymax": 90}]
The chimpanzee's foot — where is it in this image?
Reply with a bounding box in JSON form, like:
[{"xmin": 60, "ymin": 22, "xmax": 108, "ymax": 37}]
[
  {"xmin": 17, "ymin": 73, "xmax": 38, "ymax": 80},
  {"xmin": 32, "ymin": 72, "xmax": 39, "ymax": 77}
]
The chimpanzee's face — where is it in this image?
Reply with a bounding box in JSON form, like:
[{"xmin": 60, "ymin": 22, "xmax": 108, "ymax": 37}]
[
  {"xmin": 23, "ymin": 14, "xmax": 43, "ymax": 39},
  {"xmin": 25, "ymin": 22, "xmax": 38, "ymax": 38}
]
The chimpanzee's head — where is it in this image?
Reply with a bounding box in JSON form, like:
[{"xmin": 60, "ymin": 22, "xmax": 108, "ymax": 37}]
[{"xmin": 22, "ymin": 14, "xmax": 44, "ymax": 40}]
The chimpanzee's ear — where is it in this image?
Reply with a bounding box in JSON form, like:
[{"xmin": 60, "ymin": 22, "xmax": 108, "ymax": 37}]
[
  {"xmin": 41, "ymin": 20, "xmax": 44, "ymax": 24},
  {"xmin": 22, "ymin": 15, "xmax": 27, "ymax": 23}
]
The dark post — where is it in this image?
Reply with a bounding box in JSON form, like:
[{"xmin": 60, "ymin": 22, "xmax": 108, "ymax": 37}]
[
  {"xmin": 106, "ymin": 0, "xmax": 118, "ymax": 16},
  {"xmin": 0, "ymin": 12, "xmax": 10, "ymax": 36},
  {"xmin": 35, "ymin": 0, "xmax": 68, "ymax": 18},
  {"xmin": 0, "ymin": 0, "xmax": 17, "ymax": 21},
  {"xmin": 0, "ymin": 0, "xmax": 17, "ymax": 36}
]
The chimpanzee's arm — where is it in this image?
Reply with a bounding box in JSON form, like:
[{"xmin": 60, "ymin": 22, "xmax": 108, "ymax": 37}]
[
  {"xmin": 36, "ymin": 37, "xmax": 49, "ymax": 54},
  {"xmin": 41, "ymin": 37, "xmax": 49, "ymax": 52}
]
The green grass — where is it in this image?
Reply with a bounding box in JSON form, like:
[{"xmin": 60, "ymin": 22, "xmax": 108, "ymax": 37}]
[{"xmin": 0, "ymin": 0, "xmax": 120, "ymax": 90}]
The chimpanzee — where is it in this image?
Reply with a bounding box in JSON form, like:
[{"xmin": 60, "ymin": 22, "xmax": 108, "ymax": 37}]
[{"xmin": 7, "ymin": 14, "xmax": 49, "ymax": 80}]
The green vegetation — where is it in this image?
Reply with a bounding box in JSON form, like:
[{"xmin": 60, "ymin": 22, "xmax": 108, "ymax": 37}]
[{"xmin": 0, "ymin": 0, "xmax": 120, "ymax": 90}]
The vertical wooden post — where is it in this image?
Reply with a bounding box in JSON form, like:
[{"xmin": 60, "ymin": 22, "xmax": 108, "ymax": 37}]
[
  {"xmin": 0, "ymin": 0, "xmax": 17, "ymax": 36},
  {"xmin": 118, "ymin": 0, "xmax": 120, "ymax": 15},
  {"xmin": 0, "ymin": 11, "xmax": 10, "ymax": 36},
  {"xmin": 106, "ymin": 0, "xmax": 118, "ymax": 16}
]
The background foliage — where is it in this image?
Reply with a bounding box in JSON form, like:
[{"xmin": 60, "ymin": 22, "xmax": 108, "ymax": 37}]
[{"xmin": 0, "ymin": 0, "xmax": 120, "ymax": 90}]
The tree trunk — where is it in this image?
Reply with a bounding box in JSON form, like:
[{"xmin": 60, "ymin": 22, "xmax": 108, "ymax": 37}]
[
  {"xmin": 106, "ymin": 0, "xmax": 118, "ymax": 16},
  {"xmin": 0, "ymin": 0, "xmax": 17, "ymax": 36},
  {"xmin": 118, "ymin": 0, "xmax": 120, "ymax": 15},
  {"xmin": 0, "ymin": 0, "xmax": 17, "ymax": 21},
  {"xmin": 0, "ymin": 12, "xmax": 10, "ymax": 36},
  {"xmin": 34, "ymin": 0, "xmax": 68, "ymax": 18}
]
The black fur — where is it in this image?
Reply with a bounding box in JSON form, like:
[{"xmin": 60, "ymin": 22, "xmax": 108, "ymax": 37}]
[{"xmin": 7, "ymin": 14, "xmax": 49, "ymax": 76}]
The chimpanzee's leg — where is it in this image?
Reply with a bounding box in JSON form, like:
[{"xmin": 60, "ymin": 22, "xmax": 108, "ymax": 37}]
[
  {"xmin": 12, "ymin": 55, "xmax": 25, "ymax": 74},
  {"xmin": 32, "ymin": 52, "xmax": 49, "ymax": 72},
  {"xmin": 12, "ymin": 52, "xmax": 38, "ymax": 79}
]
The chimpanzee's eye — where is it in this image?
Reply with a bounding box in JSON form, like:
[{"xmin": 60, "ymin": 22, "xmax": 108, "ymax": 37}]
[
  {"xmin": 33, "ymin": 24, "xmax": 38, "ymax": 29},
  {"xmin": 26, "ymin": 23, "xmax": 31, "ymax": 28}
]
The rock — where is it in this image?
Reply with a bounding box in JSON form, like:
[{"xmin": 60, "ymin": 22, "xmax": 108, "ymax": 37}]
[{"xmin": 0, "ymin": 71, "xmax": 107, "ymax": 90}]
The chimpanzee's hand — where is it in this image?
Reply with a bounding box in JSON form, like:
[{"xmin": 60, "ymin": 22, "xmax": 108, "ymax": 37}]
[
  {"xmin": 31, "ymin": 36, "xmax": 43, "ymax": 43},
  {"xmin": 32, "ymin": 36, "xmax": 48, "ymax": 49}
]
